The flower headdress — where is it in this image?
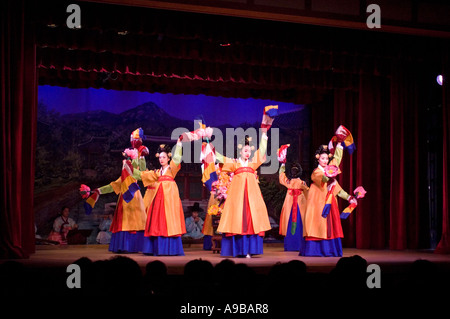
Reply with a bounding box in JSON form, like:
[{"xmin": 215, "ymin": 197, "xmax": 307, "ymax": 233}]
[
  {"xmin": 237, "ymin": 135, "xmax": 255, "ymax": 151},
  {"xmin": 155, "ymin": 144, "xmax": 172, "ymax": 158},
  {"xmin": 315, "ymin": 145, "xmax": 333, "ymax": 160}
]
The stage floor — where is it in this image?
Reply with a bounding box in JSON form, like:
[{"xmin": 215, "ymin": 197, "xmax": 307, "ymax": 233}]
[{"xmin": 12, "ymin": 243, "xmax": 450, "ymax": 275}]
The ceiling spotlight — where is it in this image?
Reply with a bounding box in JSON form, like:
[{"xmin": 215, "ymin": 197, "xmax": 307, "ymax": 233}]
[{"xmin": 436, "ymin": 75, "xmax": 444, "ymax": 86}]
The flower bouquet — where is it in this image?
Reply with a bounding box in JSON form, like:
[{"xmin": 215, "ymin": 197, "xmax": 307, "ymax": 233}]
[{"xmin": 208, "ymin": 170, "xmax": 233, "ymax": 216}]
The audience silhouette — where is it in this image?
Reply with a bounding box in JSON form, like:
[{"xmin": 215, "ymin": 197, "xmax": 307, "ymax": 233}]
[{"xmin": 0, "ymin": 254, "xmax": 447, "ymax": 300}]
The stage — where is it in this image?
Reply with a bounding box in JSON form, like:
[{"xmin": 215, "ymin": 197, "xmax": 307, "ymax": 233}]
[{"xmin": 13, "ymin": 243, "xmax": 450, "ymax": 275}]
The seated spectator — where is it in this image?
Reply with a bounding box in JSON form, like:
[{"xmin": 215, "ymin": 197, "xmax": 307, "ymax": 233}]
[
  {"xmin": 96, "ymin": 213, "xmax": 113, "ymax": 244},
  {"xmin": 47, "ymin": 206, "xmax": 78, "ymax": 244},
  {"xmin": 183, "ymin": 202, "xmax": 204, "ymax": 239}
]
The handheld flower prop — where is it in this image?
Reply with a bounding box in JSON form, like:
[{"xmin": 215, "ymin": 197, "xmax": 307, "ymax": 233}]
[
  {"xmin": 211, "ymin": 171, "xmax": 233, "ymax": 203},
  {"xmin": 207, "ymin": 204, "xmax": 221, "ymax": 216},
  {"xmin": 123, "ymin": 148, "xmax": 139, "ymax": 160},
  {"xmin": 80, "ymin": 184, "xmax": 100, "ymax": 215},
  {"xmin": 79, "ymin": 184, "xmax": 91, "ymax": 199},
  {"xmin": 354, "ymin": 186, "xmax": 367, "ymax": 199},
  {"xmin": 340, "ymin": 186, "xmax": 366, "ymax": 219},
  {"xmin": 324, "ymin": 164, "xmax": 340, "ymax": 178}
]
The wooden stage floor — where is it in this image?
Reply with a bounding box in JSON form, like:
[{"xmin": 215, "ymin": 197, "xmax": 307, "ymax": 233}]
[{"xmin": 13, "ymin": 243, "xmax": 450, "ymax": 275}]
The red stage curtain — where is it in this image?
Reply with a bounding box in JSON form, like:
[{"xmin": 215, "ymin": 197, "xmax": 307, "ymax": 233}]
[
  {"xmin": 0, "ymin": 0, "xmax": 37, "ymax": 258},
  {"xmin": 388, "ymin": 61, "xmax": 427, "ymax": 250},
  {"xmin": 436, "ymin": 44, "xmax": 450, "ymax": 254},
  {"xmin": 322, "ymin": 63, "xmax": 429, "ymax": 250},
  {"xmin": 354, "ymin": 75, "xmax": 391, "ymax": 249},
  {"xmin": 333, "ymin": 89, "xmax": 358, "ymax": 248}
]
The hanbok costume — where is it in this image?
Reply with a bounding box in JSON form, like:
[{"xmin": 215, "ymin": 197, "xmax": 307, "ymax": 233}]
[
  {"xmin": 278, "ymin": 164, "xmax": 309, "ymax": 251},
  {"xmin": 143, "ymin": 182, "xmax": 157, "ymax": 211},
  {"xmin": 302, "ymin": 144, "xmax": 352, "ymax": 257},
  {"xmin": 97, "ymin": 162, "xmax": 147, "ymax": 253},
  {"xmin": 93, "ymin": 129, "xmax": 149, "ymax": 253},
  {"xmin": 136, "ymin": 142, "xmax": 186, "ymax": 256},
  {"xmin": 201, "ymin": 192, "xmax": 217, "ymax": 250},
  {"xmin": 216, "ymin": 133, "xmax": 271, "ymax": 257}
]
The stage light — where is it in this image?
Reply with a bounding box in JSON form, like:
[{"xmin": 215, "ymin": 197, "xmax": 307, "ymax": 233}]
[
  {"xmin": 47, "ymin": 23, "xmax": 58, "ymax": 28},
  {"xmin": 219, "ymin": 42, "xmax": 231, "ymax": 47},
  {"xmin": 117, "ymin": 30, "xmax": 129, "ymax": 36},
  {"xmin": 437, "ymin": 75, "xmax": 444, "ymax": 86}
]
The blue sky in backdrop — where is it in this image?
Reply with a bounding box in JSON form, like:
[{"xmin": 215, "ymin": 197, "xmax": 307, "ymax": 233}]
[{"xmin": 38, "ymin": 85, "xmax": 304, "ymax": 127}]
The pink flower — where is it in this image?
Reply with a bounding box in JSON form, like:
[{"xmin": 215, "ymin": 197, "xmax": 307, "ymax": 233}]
[
  {"xmin": 124, "ymin": 148, "xmax": 138, "ymax": 160},
  {"xmin": 79, "ymin": 184, "xmax": 91, "ymax": 199},
  {"xmin": 324, "ymin": 165, "xmax": 339, "ymax": 178},
  {"xmin": 354, "ymin": 186, "xmax": 367, "ymax": 199}
]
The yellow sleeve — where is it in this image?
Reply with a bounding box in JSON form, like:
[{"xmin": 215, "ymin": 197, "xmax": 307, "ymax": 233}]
[
  {"xmin": 259, "ymin": 132, "xmax": 268, "ymax": 160},
  {"xmin": 337, "ymin": 189, "xmax": 350, "ymax": 200},
  {"xmin": 109, "ymin": 177, "xmax": 122, "ymax": 195},
  {"xmin": 169, "ymin": 160, "xmax": 181, "ymax": 176},
  {"xmin": 172, "ymin": 142, "xmax": 183, "ymax": 165},
  {"xmin": 221, "ymin": 161, "xmax": 237, "ymax": 173},
  {"xmin": 141, "ymin": 170, "xmax": 159, "ymax": 187},
  {"xmin": 312, "ymin": 169, "xmax": 324, "ymax": 186},
  {"xmin": 215, "ymin": 151, "xmax": 236, "ymax": 172},
  {"xmin": 330, "ymin": 144, "xmax": 344, "ymax": 167},
  {"xmin": 279, "ymin": 165, "xmax": 289, "ymax": 188}
]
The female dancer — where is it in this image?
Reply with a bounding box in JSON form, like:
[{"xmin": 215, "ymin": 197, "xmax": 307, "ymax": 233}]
[
  {"xmin": 85, "ymin": 128, "xmax": 149, "ymax": 253},
  {"xmin": 215, "ymin": 133, "xmax": 271, "ymax": 258},
  {"xmin": 302, "ymin": 143, "xmax": 357, "ymax": 257},
  {"xmin": 93, "ymin": 154, "xmax": 147, "ymax": 253},
  {"xmin": 135, "ymin": 139, "xmax": 186, "ymax": 256},
  {"xmin": 278, "ymin": 162, "xmax": 309, "ymax": 251}
]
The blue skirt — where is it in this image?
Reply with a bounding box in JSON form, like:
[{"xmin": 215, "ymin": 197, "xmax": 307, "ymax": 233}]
[
  {"xmin": 142, "ymin": 236, "xmax": 185, "ymax": 256},
  {"xmin": 284, "ymin": 207, "xmax": 305, "ymax": 252},
  {"xmin": 220, "ymin": 234, "xmax": 264, "ymax": 257},
  {"xmin": 299, "ymin": 238, "xmax": 343, "ymax": 257},
  {"xmin": 109, "ymin": 231, "xmax": 144, "ymax": 253},
  {"xmin": 203, "ymin": 235, "xmax": 212, "ymax": 250}
]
